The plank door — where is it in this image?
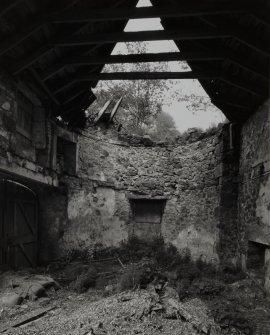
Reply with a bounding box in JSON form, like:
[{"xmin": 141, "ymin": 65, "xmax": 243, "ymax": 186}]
[{"xmin": 0, "ymin": 179, "xmax": 38, "ymax": 268}]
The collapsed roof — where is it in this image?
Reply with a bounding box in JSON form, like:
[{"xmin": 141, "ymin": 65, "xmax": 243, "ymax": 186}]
[{"xmin": 0, "ymin": 0, "xmax": 269, "ymax": 126}]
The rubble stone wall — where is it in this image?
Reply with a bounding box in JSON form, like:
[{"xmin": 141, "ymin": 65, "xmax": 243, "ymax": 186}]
[
  {"xmin": 238, "ymin": 101, "xmax": 270, "ymax": 263},
  {"xmin": 41, "ymin": 126, "xmax": 227, "ymax": 265},
  {"xmin": 0, "ymin": 73, "xmax": 58, "ymax": 186}
]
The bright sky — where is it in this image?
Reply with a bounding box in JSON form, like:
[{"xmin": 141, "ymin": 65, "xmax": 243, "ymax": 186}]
[{"xmin": 97, "ymin": 0, "xmax": 226, "ymax": 132}]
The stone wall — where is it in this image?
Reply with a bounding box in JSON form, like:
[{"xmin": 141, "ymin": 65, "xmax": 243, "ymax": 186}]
[
  {"xmin": 238, "ymin": 100, "xmax": 270, "ymax": 266},
  {"xmin": 0, "ymin": 73, "xmax": 58, "ymax": 186},
  {"xmin": 40, "ymin": 125, "xmax": 232, "ymax": 265}
]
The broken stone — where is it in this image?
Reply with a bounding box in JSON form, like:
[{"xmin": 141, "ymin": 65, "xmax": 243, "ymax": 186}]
[
  {"xmin": 1, "ymin": 101, "xmax": 10, "ymax": 111},
  {"xmin": 28, "ymin": 283, "xmax": 46, "ymax": 300},
  {"xmin": 0, "ymin": 293, "xmax": 22, "ymax": 307},
  {"xmin": 142, "ymin": 135, "xmax": 153, "ymax": 147}
]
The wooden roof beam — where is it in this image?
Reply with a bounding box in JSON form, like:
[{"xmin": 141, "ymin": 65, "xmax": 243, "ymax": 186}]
[
  {"xmin": 29, "ymin": 68, "xmax": 60, "ymax": 105},
  {"xmin": 54, "ymin": 29, "xmax": 229, "ymax": 47},
  {"xmin": 0, "ymin": 0, "xmax": 84, "ymax": 57},
  {"xmin": 0, "ymin": 0, "xmax": 24, "ymax": 18},
  {"xmin": 53, "ymin": 70, "xmax": 220, "ymax": 95},
  {"xmin": 53, "ymin": 29, "xmax": 269, "ymax": 57},
  {"xmin": 74, "ymin": 71, "xmax": 220, "ymax": 81},
  {"xmin": 0, "ymin": 21, "xmax": 45, "ymax": 57},
  {"xmin": 64, "ymin": 51, "xmax": 268, "ymax": 81},
  {"xmin": 47, "ymin": 3, "xmax": 244, "ymax": 23},
  {"xmin": 53, "ymin": 71, "xmax": 267, "ymax": 99},
  {"xmin": 222, "ymin": 76, "xmax": 269, "ymax": 98},
  {"xmin": 66, "ymin": 51, "xmax": 224, "ymax": 66}
]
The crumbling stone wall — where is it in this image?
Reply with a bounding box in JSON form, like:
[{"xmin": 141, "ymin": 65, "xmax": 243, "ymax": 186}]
[
  {"xmin": 0, "ymin": 73, "xmax": 57, "ymax": 186},
  {"xmin": 238, "ymin": 100, "xmax": 270, "ymax": 266},
  {"xmin": 42, "ymin": 126, "xmax": 231, "ymax": 265}
]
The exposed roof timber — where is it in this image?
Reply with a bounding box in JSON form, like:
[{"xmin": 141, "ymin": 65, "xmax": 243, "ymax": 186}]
[
  {"xmin": 62, "ymin": 51, "xmax": 268, "ymax": 81},
  {"xmin": 75, "ymin": 71, "xmax": 220, "ymax": 81},
  {"xmin": 222, "ymin": 76, "xmax": 268, "ymax": 98},
  {"xmin": 53, "ymin": 70, "xmax": 221, "ymax": 95},
  {"xmin": 59, "ymin": 92, "xmax": 96, "ymax": 118},
  {"xmin": 248, "ymin": 8, "xmax": 270, "ymax": 26},
  {"xmin": 54, "ymin": 29, "xmax": 230, "ymax": 46},
  {"xmin": 0, "ymin": 0, "xmax": 24, "ymax": 18},
  {"xmin": 53, "ymin": 28, "xmax": 269, "ymax": 57},
  {"xmin": 0, "ymin": 21, "xmax": 45, "ymax": 57},
  {"xmin": 12, "ymin": 45, "xmax": 53, "ymax": 75},
  {"xmin": 29, "ymin": 68, "xmax": 60, "ymax": 105},
  {"xmin": 234, "ymin": 29, "xmax": 269, "ymax": 57},
  {"xmin": 11, "ymin": 2, "xmax": 134, "ymax": 76},
  {"xmin": 62, "ymin": 71, "xmax": 267, "ymax": 98},
  {"xmin": 11, "ymin": 24, "xmax": 269, "ymax": 77},
  {"xmin": 0, "ymin": 0, "xmax": 84, "ymax": 57},
  {"xmin": 228, "ymin": 55, "xmax": 269, "ymax": 80},
  {"xmin": 66, "ymin": 51, "xmax": 224, "ymax": 65},
  {"xmin": 47, "ymin": 3, "xmax": 245, "ymax": 23},
  {"xmin": 211, "ymin": 97, "xmax": 254, "ymax": 111},
  {"xmin": 59, "ymin": 84, "xmax": 90, "ymax": 105},
  {"xmin": 0, "ymin": 2, "xmax": 267, "ymax": 63},
  {"xmin": 41, "ymin": 45, "xmax": 101, "ymax": 81}
]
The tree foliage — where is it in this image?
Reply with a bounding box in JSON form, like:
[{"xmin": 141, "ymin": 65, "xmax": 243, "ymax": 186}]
[{"xmin": 88, "ymin": 42, "xmax": 179, "ymax": 140}]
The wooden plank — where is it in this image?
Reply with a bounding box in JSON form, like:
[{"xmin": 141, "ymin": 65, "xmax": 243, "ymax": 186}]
[
  {"xmin": 0, "ymin": 0, "xmax": 85, "ymax": 57},
  {"xmin": 29, "ymin": 68, "xmax": 60, "ymax": 105},
  {"xmin": 222, "ymin": 76, "xmax": 268, "ymax": 98},
  {"xmin": 234, "ymin": 28, "xmax": 270, "ymax": 57},
  {"xmin": 109, "ymin": 97, "xmax": 123, "ymax": 123},
  {"xmin": 12, "ymin": 45, "xmax": 52, "ymax": 75},
  {"xmin": 47, "ymin": 3, "xmax": 245, "ymax": 23},
  {"xmin": 229, "ymin": 55, "xmax": 269, "ymax": 80},
  {"xmin": 54, "ymin": 29, "xmax": 229, "ymax": 46},
  {"xmin": 53, "ymin": 70, "xmax": 220, "ymax": 95},
  {"xmin": 53, "ymin": 27, "xmax": 269, "ymax": 58},
  {"xmin": 0, "ymin": 307, "xmax": 56, "ymax": 333},
  {"xmin": 59, "ymin": 86, "xmax": 88, "ymax": 105},
  {"xmin": 17, "ymin": 202, "xmax": 35, "ymax": 235},
  {"xmin": 7, "ymin": 234, "xmax": 35, "ymax": 246},
  {"xmin": 94, "ymin": 100, "xmax": 112, "ymax": 124},
  {"xmin": 19, "ymin": 243, "xmax": 34, "ymax": 268},
  {"xmin": 66, "ymin": 51, "xmax": 224, "ymax": 65},
  {"xmin": 0, "ymin": 0, "xmax": 23, "ymax": 18},
  {"xmin": 10, "ymin": 0, "xmax": 133, "ymax": 75},
  {"xmin": 0, "ymin": 21, "xmax": 45, "ymax": 57},
  {"xmin": 54, "ymin": 71, "xmax": 266, "ymax": 99},
  {"xmin": 72, "ymin": 71, "xmax": 220, "ymax": 81}
]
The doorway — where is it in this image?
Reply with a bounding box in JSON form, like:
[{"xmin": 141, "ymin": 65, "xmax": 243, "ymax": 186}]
[{"xmin": 0, "ymin": 179, "xmax": 38, "ymax": 269}]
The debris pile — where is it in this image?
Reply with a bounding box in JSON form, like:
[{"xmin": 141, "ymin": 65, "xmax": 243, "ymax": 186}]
[
  {"xmin": 9, "ymin": 288, "xmax": 225, "ymax": 335},
  {"xmin": 0, "ymin": 271, "xmax": 59, "ymax": 307}
]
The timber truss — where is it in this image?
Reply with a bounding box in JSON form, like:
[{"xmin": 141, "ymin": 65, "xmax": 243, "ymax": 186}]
[{"xmin": 0, "ymin": 0, "xmax": 269, "ymax": 125}]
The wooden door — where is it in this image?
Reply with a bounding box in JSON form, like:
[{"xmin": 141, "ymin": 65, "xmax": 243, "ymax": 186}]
[{"xmin": 0, "ymin": 179, "xmax": 38, "ymax": 268}]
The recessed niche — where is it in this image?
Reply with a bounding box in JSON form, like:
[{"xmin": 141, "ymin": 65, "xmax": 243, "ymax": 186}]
[{"xmin": 129, "ymin": 198, "xmax": 166, "ymax": 239}]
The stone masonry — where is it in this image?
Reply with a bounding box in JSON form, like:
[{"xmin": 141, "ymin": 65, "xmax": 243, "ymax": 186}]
[{"xmin": 39, "ymin": 124, "xmax": 240, "ymax": 267}]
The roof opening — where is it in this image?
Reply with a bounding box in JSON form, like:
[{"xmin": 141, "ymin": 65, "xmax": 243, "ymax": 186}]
[{"xmin": 88, "ymin": 0, "xmax": 225, "ymax": 139}]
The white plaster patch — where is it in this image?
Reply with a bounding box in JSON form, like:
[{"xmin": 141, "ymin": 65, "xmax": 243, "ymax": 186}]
[
  {"xmin": 1, "ymin": 101, "xmax": 10, "ymax": 111},
  {"xmin": 173, "ymin": 224, "xmax": 219, "ymax": 264},
  {"xmin": 256, "ymin": 178, "xmax": 270, "ymax": 227},
  {"xmin": 67, "ymin": 190, "xmax": 93, "ymax": 220}
]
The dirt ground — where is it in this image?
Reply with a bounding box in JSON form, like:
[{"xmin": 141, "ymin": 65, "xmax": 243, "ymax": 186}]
[{"xmin": 1, "ymin": 259, "xmax": 270, "ymax": 335}]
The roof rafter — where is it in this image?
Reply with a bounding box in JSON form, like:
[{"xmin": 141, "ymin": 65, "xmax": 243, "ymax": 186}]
[
  {"xmin": 65, "ymin": 51, "xmax": 224, "ymax": 65},
  {"xmin": 0, "ymin": 0, "xmax": 83, "ymax": 57},
  {"xmin": 53, "ymin": 29, "xmax": 230, "ymax": 47},
  {"xmin": 0, "ymin": 0, "xmax": 24, "ymax": 18},
  {"xmin": 47, "ymin": 3, "xmax": 245, "ymax": 23},
  {"xmin": 53, "ymin": 70, "xmax": 220, "ymax": 95}
]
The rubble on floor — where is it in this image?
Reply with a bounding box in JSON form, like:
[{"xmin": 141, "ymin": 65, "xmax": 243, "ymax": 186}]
[
  {"xmin": 0, "ymin": 271, "xmax": 59, "ymax": 307},
  {"xmin": 0, "ymin": 257, "xmax": 270, "ymax": 335}
]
